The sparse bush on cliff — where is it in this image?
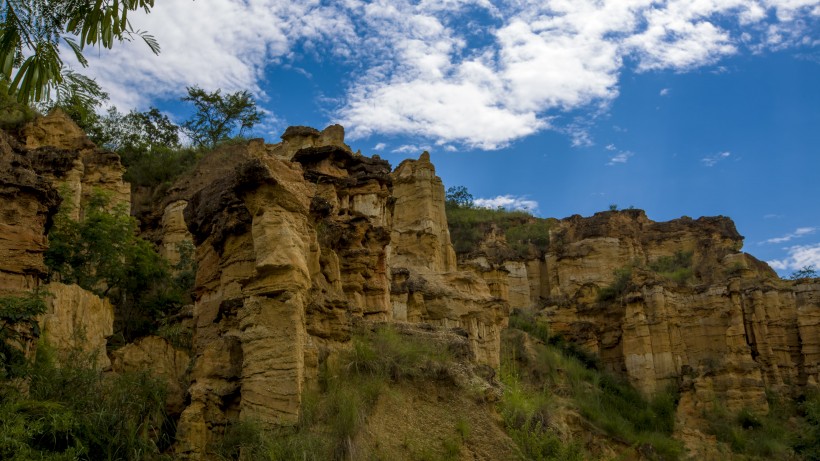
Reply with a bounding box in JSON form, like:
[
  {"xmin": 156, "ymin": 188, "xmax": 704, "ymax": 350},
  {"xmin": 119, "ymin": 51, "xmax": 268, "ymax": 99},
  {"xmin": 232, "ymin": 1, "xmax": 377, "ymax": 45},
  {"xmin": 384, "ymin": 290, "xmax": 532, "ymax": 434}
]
[
  {"xmin": 0, "ymin": 289, "xmax": 49, "ymax": 379},
  {"xmin": 210, "ymin": 325, "xmax": 462, "ymax": 461},
  {"xmin": 649, "ymin": 250, "xmax": 694, "ymax": 285},
  {"xmin": 445, "ymin": 186, "xmax": 553, "ymax": 259},
  {"xmin": 791, "ymin": 265, "xmax": 818, "ymax": 281},
  {"xmin": 597, "ymin": 266, "xmax": 632, "ymax": 302},
  {"xmin": 44, "ymin": 191, "xmax": 193, "ymax": 340}
]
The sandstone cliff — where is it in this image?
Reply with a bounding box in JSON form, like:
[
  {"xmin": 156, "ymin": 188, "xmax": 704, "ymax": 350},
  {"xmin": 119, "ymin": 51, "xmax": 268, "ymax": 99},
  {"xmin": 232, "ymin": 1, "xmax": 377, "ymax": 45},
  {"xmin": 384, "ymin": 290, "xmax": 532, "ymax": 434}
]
[
  {"xmin": 156, "ymin": 128, "xmax": 506, "ymax": 457},
  {"xmin": 5, "ymin": 113, "xmax": 819, "ymax": 459},
  {"xmin": 457, "ymin": 208, "xmax": 820, "ymax": 456}
]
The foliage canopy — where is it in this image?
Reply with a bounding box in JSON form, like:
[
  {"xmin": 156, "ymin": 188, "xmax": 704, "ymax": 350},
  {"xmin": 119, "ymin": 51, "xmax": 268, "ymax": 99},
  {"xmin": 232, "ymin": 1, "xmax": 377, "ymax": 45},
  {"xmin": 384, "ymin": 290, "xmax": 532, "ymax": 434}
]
[
  {"xmin": 1, "ymin": 0, "xmax": 159, "ymax": 103},
  {"xmin": 181, "ymin": 85, "xmax": 263, "ymax": 148}
]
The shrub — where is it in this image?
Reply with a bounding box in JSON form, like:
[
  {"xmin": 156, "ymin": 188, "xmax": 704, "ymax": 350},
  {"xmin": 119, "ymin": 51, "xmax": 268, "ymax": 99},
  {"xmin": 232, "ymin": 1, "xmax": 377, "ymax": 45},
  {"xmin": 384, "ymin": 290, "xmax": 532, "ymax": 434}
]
[
  {"xmin": 445, "ymin": 202, "xmax": 552, "ymax": 259},
  {"xmin": 649, "ymin": 251, "xmax": 694, "ymax": 284},
  {"xmin": 0, "ymin": 289, "xmax": 49, "ymax": 379},
  {"xmin": 503, "ymin": 314, "xmax": 683, "ymax": 460},
  {"xmin": 791, "ymin": 265, "xmax": 818, "ymax": 281},
  {"xmin": 597, "ymin": 266, "xmax": 632, "ymax": 302},
  {"xmin": 0, "ymin": 342, "xmax": 170, "ymax": 460},
  {"xmin": 45, "ymin": 191, "xmax": 191, "ymax": 340}
]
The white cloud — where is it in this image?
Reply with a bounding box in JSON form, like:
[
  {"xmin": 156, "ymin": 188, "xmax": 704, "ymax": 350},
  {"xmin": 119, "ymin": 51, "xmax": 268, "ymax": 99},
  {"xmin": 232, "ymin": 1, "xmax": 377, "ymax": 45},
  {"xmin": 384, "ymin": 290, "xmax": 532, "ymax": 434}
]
[
  {"xmin": 608, "ymin": 150, "xmax": 634, "ymax": 165},
  {"xmin": 391, "ymin": 144, "xmax": 431, "ymax": 154},
  {"xmin": 660, "ymin": 88, "xmax": 670, "ymax": 96},
  {"xmin": 701, "ymin": 151, "xmax": 732, "ymax": 167},
  {"xmin": 373, "ymin": 142, "xmax": 386, "ymax": 151},
  {"xmin": 474, "ymin": 195, "xmax": 539, "ymax": 213},
  {"xmin": 762, "ymin": 226, "xmax": 817, "ymax": 244},
  {"xmin": 64, "ymin": 0, "xmax": 820, "ymax": 148},
  {"xmin": 768, "ymin": 243, "xmax": 820, "ymax": 271}
]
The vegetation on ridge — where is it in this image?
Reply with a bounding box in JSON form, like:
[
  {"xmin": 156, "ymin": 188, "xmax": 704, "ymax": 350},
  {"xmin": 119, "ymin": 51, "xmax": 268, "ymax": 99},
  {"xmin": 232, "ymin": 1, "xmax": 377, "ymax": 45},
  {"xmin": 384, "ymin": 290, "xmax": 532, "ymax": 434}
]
[{"xmin": 445, "ymin": 186, "xmax": 554, "ymax": 258}]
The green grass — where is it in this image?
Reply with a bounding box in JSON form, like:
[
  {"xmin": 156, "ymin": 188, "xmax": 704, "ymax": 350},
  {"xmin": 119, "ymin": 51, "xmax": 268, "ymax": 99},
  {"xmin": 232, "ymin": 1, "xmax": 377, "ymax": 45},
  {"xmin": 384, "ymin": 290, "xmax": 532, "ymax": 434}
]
[
  {"xmin": 503, "ymin": 310, "xmax": 683, "ymax": 460},
  {"xmin": 649, "ymin": 251, "xmax": 694, "ymax": 285},
  {"xmin": 699, "ymin": 390, "xmax": 820, "ymax": 460},
  {"xmin": 445, "ymin": 204, "xmax": 554, "ymax": 258},
  {"xmin": 597, "ymin": 266, "xmax": 632, "ymax": 302},
  {"xmin": 0, "ymin": 341, "xmax": 171, "ymax": 461}
]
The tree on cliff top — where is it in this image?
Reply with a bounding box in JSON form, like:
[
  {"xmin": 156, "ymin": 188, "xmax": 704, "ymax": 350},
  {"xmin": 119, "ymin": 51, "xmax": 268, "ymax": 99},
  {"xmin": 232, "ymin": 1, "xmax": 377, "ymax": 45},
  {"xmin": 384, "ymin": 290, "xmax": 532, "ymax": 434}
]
[
  {"xmin": 1, "ymin": 0, "xmax": 159, "ymax": 103},
  {"xmin": 181, "ymin": 85, "xmax": 263, "ymax": 149}
]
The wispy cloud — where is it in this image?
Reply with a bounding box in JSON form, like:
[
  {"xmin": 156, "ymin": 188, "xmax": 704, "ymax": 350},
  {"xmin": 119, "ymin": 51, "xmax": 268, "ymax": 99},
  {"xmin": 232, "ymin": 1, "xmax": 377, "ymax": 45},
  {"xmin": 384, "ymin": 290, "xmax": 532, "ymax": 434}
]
[
  {"xmin": 66, "ymin": 0, "xmax": 820, "ymax": 149},
  {"xmin": 660, "ymin": 88, "xmax": 670, "ymax": 96},
  {"xmin": 391, "ymin": 144, "xmax": 431, "ymax": 154},
  {"xmin": 701, "ymin": 151, "xmax": 732, "ymax": 167},
  {"xmin": 768, "ymin": 243, "xmax": 820, "ymax": 271},
  {"xmin": 608, "ymin": 150, "xmax": 634, "ymax": 166},
  {"xmin": 762, "ymin": 227, "xmax": 817, "ymax": 244},
  {"xmin": 474, "ymin": 195, "xmax": 539, "ymax": 213},
  {"xmin": 373, "ymin": 142, "xmax": 386, "ymax": 151}
]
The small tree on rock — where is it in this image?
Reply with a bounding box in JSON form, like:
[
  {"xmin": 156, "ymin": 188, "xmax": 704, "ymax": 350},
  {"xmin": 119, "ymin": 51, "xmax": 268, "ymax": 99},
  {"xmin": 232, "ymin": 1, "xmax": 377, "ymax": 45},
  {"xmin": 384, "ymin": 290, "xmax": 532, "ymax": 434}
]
[{"xmin": 181, "ymin": 86, "xmax": 263, "ymax": 149}]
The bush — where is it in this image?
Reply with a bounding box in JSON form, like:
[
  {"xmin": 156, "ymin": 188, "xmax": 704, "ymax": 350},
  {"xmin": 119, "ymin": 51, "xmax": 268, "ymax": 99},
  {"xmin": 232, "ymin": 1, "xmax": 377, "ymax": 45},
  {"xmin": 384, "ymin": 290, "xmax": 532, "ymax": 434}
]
[
  {"xmin": 0, "ymin": 289, "xmax": 49, "ymax": 379},
  {"xmin": 208, "ymin": 325, "xmax": 459, "ymax": 461},
  {"xmin": 45, "ymin": 191, "xmax": 192, "ymax": 340},
  {"xmin": 649, "ymin": 251, "xmax": 694, "ymax": 285},
  {"xmin": 597, "ymin": 266, "xmax": 632, "ymax": 302},
  {"xmin": 445, "ymin": 203, "xmax": 553, "ymax": 259},
  {"xmin": 0, "ymin": 342, "xmax": 170, "ymax": 460},
  {"xmin": 503, "ymin": 314, "xmax": 683, "ymax": 460}
]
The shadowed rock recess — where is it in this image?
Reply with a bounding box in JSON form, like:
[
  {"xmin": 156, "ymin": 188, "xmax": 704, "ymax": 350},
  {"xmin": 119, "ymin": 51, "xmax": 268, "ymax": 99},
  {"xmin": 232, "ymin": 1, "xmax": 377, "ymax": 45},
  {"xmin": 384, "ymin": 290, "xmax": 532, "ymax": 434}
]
[{"xmin": 1, "ymin": 113, "xmax": 818, "ymax": 459}]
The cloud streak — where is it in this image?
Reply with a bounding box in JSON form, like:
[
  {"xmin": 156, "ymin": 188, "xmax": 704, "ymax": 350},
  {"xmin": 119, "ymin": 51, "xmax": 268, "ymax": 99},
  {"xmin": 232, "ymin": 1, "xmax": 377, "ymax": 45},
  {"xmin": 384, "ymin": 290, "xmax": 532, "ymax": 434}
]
[
  {"xmin": 701, "ymin": 151, "xmax": 732, "ymax": 167},
  {"xmin": 474, "ymin": 195, "xmax": 539, "ymax": 213},
  {"xmin": 768, "ymin": 243, "xmax": 820, "ymax": 272},
  {"xmin": 68, "ymin": 0, "xmax": 820, "ymax": 148},
  {"xmin": 762, "ymin": 227, "xmax": 817, "ymax": 244}
]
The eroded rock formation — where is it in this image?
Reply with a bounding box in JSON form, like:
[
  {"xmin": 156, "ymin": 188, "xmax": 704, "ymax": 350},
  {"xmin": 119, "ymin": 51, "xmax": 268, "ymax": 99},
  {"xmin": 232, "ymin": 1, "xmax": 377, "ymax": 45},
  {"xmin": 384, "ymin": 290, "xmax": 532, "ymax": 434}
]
[
  {"xmin": 389, "ymin": 153, "xmax": 508, "ymax": 367},
  {"xmin": 163, "ymin": 128, "xmax": 507, "ymax": 457},
  {"xmin": 459, "ymin": 209, "xmax": 820, "ymax": 455}
]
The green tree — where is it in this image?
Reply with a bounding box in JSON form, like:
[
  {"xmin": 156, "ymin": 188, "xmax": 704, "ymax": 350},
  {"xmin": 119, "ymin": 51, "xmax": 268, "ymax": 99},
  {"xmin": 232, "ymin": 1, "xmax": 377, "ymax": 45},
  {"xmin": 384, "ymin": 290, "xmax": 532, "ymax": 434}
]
[
  {"xmin": 92, "ymin": 105, "xmax": 181, "ymax": 153},
  {"xmin": 445, "ymin": 185, "xmax": 474, "ymax": 209},
  {"xmin": 1, "ymin": 0, "xmax": 159, "ymax": 103},
  {"xmin": 44, "ymin": 191, "xmax": 189, "ymax": 339},
  {"xmin": 39, "ymin": 69, "xmax": 109, "ymax": 133},
  {"xmin": 181, "ymin": 85, "xmax": 263, "ymax": 148}
]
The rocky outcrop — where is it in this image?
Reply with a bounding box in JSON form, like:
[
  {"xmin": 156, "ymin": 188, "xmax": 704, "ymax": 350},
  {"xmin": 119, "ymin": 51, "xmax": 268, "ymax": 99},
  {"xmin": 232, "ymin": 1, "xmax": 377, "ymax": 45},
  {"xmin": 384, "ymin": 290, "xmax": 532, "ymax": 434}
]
[
  {"xmin": 175, "ymin": 150, "xmax": 320, "ymax": 457},
  {"xmin": 460, "ymin": 210, "xmax": 820, "ymax": 423},
  {"xmin": 0, "ymin": 131, "xmax": 60, "ymax": 293},
  {"xmin": 23, "ymin": 109, "xmax": 130, "ymax": 217},
  {"xmin": 38, "ymin": 282, "xmax": 114, "ymax": 369},
  {"xmin": 388, "ymin": 153, "xmax": 508, "ymax": 367},
  {"xmin": 170, "ymin": 130, "xmax": 508, "ymax": 458}
]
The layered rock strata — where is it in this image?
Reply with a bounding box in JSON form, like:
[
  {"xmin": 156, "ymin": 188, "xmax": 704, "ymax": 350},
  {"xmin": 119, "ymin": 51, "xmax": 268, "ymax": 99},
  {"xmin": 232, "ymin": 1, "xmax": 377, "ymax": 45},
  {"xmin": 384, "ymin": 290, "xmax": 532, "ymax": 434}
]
[
  {"xmin": 170, "ymin": 129, "xmax": 507, "ymax": 457},
  {"xmin": 459, "ymin": 210, "xmax": 820, "ymax": 416},
  {"xmin": 389, "ymin": 153, "xmax": 508, "ymax": 367}
]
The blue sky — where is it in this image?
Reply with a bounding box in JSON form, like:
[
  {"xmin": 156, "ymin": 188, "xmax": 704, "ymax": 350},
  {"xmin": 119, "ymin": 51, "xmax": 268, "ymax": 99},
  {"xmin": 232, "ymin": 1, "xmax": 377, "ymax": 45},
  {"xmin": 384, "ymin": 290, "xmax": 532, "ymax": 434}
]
[{"xmin": 66, "ymin": 0, "xmax": 820, "ymax": 276}]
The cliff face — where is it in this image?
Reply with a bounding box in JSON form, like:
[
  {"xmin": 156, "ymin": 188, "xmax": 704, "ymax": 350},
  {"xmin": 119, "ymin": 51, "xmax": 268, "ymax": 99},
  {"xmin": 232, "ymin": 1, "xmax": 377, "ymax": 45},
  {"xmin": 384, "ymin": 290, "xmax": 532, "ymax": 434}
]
[
  {"xmin": 1, "ymin": 112, "xmax": 127, "ymax": 367},
  {"xmin": 461, "ymin": 209, "xmax": 820, "ymax": 454},
  {"xmin": 6, "ymin": 115, "xmax": 819, "ymax": 459},
  {"xmin": 163, "ymin": 128, "xmax": 506, "ymax": 457},
  {"xmin": 389, "ymin": 153, "xmax": 508, "ymax": 367}
]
